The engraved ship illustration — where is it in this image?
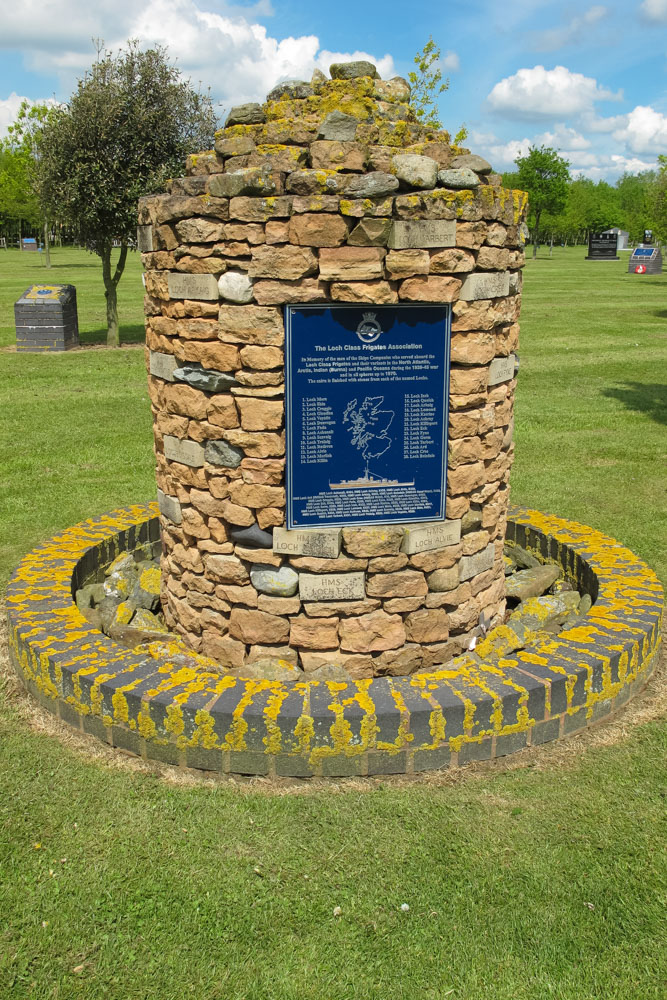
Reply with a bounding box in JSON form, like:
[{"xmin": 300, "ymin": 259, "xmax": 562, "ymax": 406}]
[{"xmin": 329, "ymin": 461, "xmax": 414, "ymax": 490}]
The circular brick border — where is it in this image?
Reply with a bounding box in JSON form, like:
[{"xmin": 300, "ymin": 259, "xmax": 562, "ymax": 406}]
[{"xmin": 5, "ymin": 504, "xmax": 663, "ymax": 777}]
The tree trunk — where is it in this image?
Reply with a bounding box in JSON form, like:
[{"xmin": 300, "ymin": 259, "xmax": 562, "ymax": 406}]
[
  {"xmin": 532, "ymin": 210, "xmax": 541, "ymax": 259},
  {"xmin": 43, "ymin": 221, "xmax": 51, "ymax": 268},
  {"xmin": 101, "ymin": 242, "xmax": 128, "ymax": 347}
]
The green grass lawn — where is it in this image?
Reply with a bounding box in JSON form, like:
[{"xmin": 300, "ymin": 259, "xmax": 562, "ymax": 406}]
[{"xmin": 0, "ymin": 245, "xmax": 665, "ymax": 1000}]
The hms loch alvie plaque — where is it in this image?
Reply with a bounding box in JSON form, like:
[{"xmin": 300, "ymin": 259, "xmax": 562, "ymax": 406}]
[{"xmin": 285, "ymin": 304, "xmax": 451, "ymax": 529}]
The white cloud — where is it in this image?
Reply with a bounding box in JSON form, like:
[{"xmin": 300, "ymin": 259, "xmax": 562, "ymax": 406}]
[
  {"xmin": 532, "ymin": 5, "xmax": 608, "ymax": 51},
  {"xmin": 471, "ymin": 136, "xmax": 532, "ymax": 170},
  {"xmin": 440, "ymin": 51, "xmax": 460, "ymax": 72},
  {"xmin": 613, "ymin": 105, "xmax": 667, "ymax": 153},
  {"xmin": 0, "ymin": 0, "xmax": 396, "ymax": 111},
  {"xmin": 640, "ymin": 0, "xmax": 667, "ymax": 23},
  {"xmin": 610, "ymin": 153, "xmax": 660, "ymax": 172},
  {"xmin": 0, "ymin": 92, "xmax": 60, "ymax": 138},
  {"xmin": 487, "ymin": 65, "xmax": 622, "ymax": 120},
  {"xmin": 535, "ymin": 124, "xmax": 591, "ymax": 150}
]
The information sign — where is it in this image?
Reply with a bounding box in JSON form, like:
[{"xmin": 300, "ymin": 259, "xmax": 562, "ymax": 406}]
[
  {"xmin": 586, "ymin": 233, "xmax": 618, "ymax": 260},
  {"xmin": 285, "ymin": 304, "xmax": 451, "ymax": 529}
]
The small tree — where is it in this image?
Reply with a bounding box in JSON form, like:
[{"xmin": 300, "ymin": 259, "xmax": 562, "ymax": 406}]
[
  {"xmin": 1, "ymin": 102, "xmax": 60, "ymax": 264},
  {"xmin": 515, "ymin": 146, "xmax": 570, "ymax": 258},
  {"xmin": 39, "ymin": 42, "xmax": 217, "ymax": 346},
  {"xmin": 408, "ymin": 37, "xmax": 449, "ymax": 130}
]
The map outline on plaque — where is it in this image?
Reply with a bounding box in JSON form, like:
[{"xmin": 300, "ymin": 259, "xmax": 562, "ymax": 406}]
[{"xmin": 285, "ymin": 304, "xmax": 451, "ymax": 529}]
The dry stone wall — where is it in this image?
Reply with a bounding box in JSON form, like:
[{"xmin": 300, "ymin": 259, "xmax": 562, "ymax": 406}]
[{"xmin": 138, "ymin": 62, "xmax": 528, "ymax": 679}]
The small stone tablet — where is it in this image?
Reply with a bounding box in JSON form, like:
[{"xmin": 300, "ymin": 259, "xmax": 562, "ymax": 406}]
[
  {"xmin": 488, "ymin": 354, "xmax": 516, "ymax": 386},
  {"xmin": 388, "ymin": 220, "xmax": 456, "ymax": 250},
  {"xmin": 401, "ymin": 519, "xmax": 462, "ymax": 555},
  {"xmin": 167, "ymin": 273, "xmax": 219, "ymax": 301},
  {"xmin": 299, "ymin": 572, "xmax": 365, "ymax": 601},
  {"xmin": 273, "ymin": 528, "xmax": 342, "ymax": 559}
]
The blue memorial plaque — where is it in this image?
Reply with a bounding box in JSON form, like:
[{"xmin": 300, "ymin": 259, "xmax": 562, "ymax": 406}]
[
  {"xmin": 632, "ymin": 248, "xmax": 656, "ymax": 258},
  {"xmin": 285, "ymin": 304, "xmax": 451, "ymax": 529}
]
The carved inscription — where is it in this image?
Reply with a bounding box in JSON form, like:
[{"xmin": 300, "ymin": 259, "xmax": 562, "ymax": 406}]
[
  {"xmin": 401, "ymin": 519, "xmax": 462, "ymax": 554},
  {"xmin": 488, "ymin": 354, "xmax": 516, "ymax": 386},
  {"xmin": 273, "ymin": 527, "xmax": 342, "ymax": 558},
  {"xmin": 299, "ymin": 572, "xmax": 365, "ymax": 601}
]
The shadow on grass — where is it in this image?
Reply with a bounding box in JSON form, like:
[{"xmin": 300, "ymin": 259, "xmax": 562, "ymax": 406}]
[
  {"xmin": 602, "ymin": 382, "xmax": 667, "ymax": 424},
  {"xmin": 652, "ymin": 309, "xmax": 667, "ymax": 319},
  {"xmin": 79, "ymin": 324, "xmax": 146, "ymax": 346}
]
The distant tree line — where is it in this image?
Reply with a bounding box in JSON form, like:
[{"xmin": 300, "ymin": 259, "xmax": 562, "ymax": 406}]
[{"xmin": 503, "ymin": 146, "xmax": 667, "ymax": 249}]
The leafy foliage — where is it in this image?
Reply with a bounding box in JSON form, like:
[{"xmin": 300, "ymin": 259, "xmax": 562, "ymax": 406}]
[
  {"xmin": 38, "ymin": 42, "xmax": 217, "ymax": 345},
  {"xmin": 513, "ymin": 146, "xmax": 570, "ymax": 256},
  {"xmin": 0, "ymin": 102, "xmax": 59, "ymax": 231},
  {"xmin": 408, "ymin": 37, "xmax": 449, "ymax": 130}
]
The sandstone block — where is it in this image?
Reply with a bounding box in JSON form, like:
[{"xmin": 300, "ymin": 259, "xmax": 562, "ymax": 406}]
[
  {"xmin": 206, "ymin": 554, "xmax": 250, "ymax": 584},
  {"xmin": 229, "ymin": 608, "xmax": 289, "ymax": 645},
  {"xmin": 302, "ymin": 599, "xmax": 380, "ymax": 618},
  {"xmin": 238, "ymin": 345, "xmax": 283, "ymax": 369},
  {"xmin": 289, "ymin": 213, "xmax": 349, "ymax": 247},
  {"xmin": 228, "ymin": 481, "xmax": 285, "ymax": 508},
  {"xmin": 345, "ymin": 172, "xmax": 399, "ymax": 200},
  {"xmin": 175, "ymin": 218, "xmax": 226, "ymax": 243},
  {"xmin": 374, "ymin": 644, "xmax": 424, "ymax": 677},
  {"xmin": 253, "ymin": 279, "xmax": 328, "ymax": 305},
  {"xmin": 229, "ymin": 196, "xmax": 292, "ymax": 222},
  {"xmin": 339, "ymin": 610, "xmax": 405, "ymax": 653},
  {"xmin": 317, "ymin": 110, "xmax": 359, "ymax": 142},
  {"xmin": 257, "ymin": 595, "xmax": 301, "ymax": 615},
  {"xmin": 289, "ymin": 615, "xmax": 339, "ymax": 650},
  {"xmin": 398, "ymin": 275, "xmax": 461, "ymax": 302},
  {"xmin": 405, "ymin": 608, "xmax": 450, "ymax": 643},
  {"xmin": 447, "ymin": 461, "xmax": 486, "ymax": 495},
  {"xmin": 201, "ymin": 634, "xmax": 246, "ymax": 669},
  {"xmin": 330, "ymin": 280, "xmax": 397, "ymax": 304},
  {"xmin": 429, "ymin": 248, "xmax": 475, "ymax": 273},
  {"xmin": 409, "ymin": 542, "xmax": 462, "ymax": 573},
  {"xmin": 341, "ymin": 525, "xmax": 404, "ymax": 557},
  {"xmin": 385, "ymin": 249, "xmax": 430, "ymax": 278},
  {"xmin": 427, "ymin": 565, "xmax": 459, "ymax": 592},
  {"xmin": 236, "ymin": 397, "xmax": 283, "ymax": 431},
  {"xmin": 366, "ymin": 570, "xmax": 427, "ymax": 598},
  {"xmin": 367, "ymin": 554, "xmax": 408, "ymax": 572},
  {"xmin": 218, "ymin": 305, "xmax": 284, "ymax": 346},
  {"xmin": 318, "ymin": 246, "xmax": 385, "ymax": 281},
  {"xmin": 249, "ymin": 245, "xmax": 318, "ymax": 279},
  {"xmin": 310, "ymin": 141, "xmax": 366, "ymax": 171}
]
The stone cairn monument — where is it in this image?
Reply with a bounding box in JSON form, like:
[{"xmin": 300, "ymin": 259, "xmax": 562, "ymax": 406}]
[{"xmin": 138, "ymin": 61, "xmax": 528, "ymax": 680}]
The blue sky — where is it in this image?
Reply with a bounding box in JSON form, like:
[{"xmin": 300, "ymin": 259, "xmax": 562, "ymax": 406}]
[{"xmin": 1, "ymin": 0, "xmax": 666, "ymax": 181}]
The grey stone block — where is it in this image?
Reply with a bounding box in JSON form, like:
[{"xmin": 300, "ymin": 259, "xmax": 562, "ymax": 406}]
[
  {"xmin": 317, "ymin": 110, "xmax": 358, "ymax": 142},
  {"xmin": 401, "ymin": 520, "xmax": 461, "ymax": 555},
  {"xmin": 225, "ymin": 103, "xmax": 265, "ymax": 126},
  {"xmin": 137, "ymin": 225, "xmax": 154, "ymax": 252},
  {"xmin": 163, "ymin": 435, "xmax": 205, "ymax": 468},
  {"xmin": 250, "ymin": 565, "xmax": 299, "ymax": 597},
  {"xmin": 488, "ymin": 354, "xmax": 516, "ymax": 386},
  {"xmin": 205, "ymin": 439, "xmax": 244, "ymax": 468},
  {"xmin": 388, "ymin": 219, "xmax": 456, "ymax": 250},
  {"xmin": 459, "ymin": 271, "xmax": 510, "ymax": 301},
  {"xmin": 459, "ymin": 543, "xmax": 495, "ymax": 581},
  {"xmin": 438, "ymin": 167, "xmax": 481, "ymax": 189},
  {"xmin": 157, "ymin": 489, "xmax": 183, "ymax": 525},
  {"xmin": 149, "ymin": 350, "xmax": 178, "ymax": 382}
]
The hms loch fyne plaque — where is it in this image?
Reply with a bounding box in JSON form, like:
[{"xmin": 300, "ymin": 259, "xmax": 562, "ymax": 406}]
[{"xmin": 286, "ymin": 304, "xmax": 451, "ymax": 529}]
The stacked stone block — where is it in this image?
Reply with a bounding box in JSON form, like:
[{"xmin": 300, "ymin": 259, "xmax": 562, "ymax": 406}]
[{"xmin": 139, "ymin": 62, "xmax": 528, "ymax": 677}]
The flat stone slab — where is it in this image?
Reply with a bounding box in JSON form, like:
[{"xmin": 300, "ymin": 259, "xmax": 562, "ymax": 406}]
[
  {"xmin": 298, "ymin": 572, "xmax": 366, "ymax": 601},
  {"xmin": 6, "ymin": 504, "xmax": 663, "ymax": 778},
  {"xmin": 273, "ymin": 527, "xmax": 342, "ymax": 558},
  {"xmin": 388, "ymin": 220, "xmax": 456, "ymax": 250},
  {"xmin": 488, "ymin": 354, "xmax": 516, "ymax": 386},
  {"xmin": 401, "ymin": 520, "xmax": 461, "ymax": 555},
  {"xmin": 167, "ymin": 273, "xmax": 219, "ymax": 300}
]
